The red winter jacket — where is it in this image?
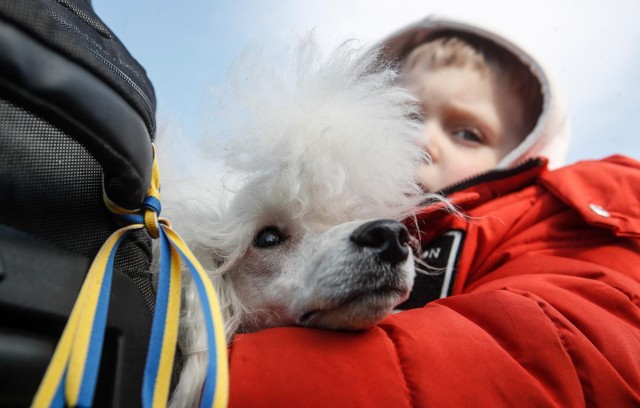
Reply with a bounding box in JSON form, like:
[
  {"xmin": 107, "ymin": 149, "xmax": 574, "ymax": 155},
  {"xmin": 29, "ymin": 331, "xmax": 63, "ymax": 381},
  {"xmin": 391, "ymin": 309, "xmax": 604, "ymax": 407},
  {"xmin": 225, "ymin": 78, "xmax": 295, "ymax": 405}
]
[{"xmin": 227, "ymin": 155, "xmax": 640, "ymax": 407}]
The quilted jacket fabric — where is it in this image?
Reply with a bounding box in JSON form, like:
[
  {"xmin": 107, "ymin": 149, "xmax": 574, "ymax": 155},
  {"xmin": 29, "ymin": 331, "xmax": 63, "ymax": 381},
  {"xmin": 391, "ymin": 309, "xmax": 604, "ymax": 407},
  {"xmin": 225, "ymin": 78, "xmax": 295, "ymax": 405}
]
[{"xmin": 226, "ymin": 155, "xmax": 640, "ymax": 407}]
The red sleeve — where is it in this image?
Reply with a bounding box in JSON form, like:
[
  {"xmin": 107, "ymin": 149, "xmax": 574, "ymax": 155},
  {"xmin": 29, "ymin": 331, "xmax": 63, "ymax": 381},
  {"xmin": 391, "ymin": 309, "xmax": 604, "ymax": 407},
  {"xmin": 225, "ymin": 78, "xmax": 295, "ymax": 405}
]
[
  {"xmin": 229, "ymin": 276, "xmax": 640, "ymax": 406},
  {"xmin": 228, "ymin": 327, "xmax": 412, "ymax": 407}
]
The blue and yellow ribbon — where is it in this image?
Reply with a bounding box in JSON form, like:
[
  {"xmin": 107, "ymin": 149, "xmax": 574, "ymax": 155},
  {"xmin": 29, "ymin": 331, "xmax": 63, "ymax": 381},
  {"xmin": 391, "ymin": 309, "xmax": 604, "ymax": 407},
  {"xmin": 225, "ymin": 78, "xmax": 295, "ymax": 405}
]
[{"xmin": 32, "ymin": 146, "xmax": 228, "ymax": 408}]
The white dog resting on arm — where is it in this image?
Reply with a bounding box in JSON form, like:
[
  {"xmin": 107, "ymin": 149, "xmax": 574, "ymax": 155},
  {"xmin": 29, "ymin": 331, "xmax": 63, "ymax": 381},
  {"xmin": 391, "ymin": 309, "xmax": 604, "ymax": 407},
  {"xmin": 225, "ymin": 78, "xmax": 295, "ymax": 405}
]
[{"xmin": 161, "ymin": 36, "xmax": 436, "ymax": 407}]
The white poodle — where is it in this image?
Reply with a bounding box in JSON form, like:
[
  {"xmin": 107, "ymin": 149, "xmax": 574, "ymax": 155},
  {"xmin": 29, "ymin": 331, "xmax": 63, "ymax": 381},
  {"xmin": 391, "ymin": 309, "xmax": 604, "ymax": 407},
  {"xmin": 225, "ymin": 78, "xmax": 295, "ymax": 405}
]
[{"xmin": 161, "ymin": 36, "xmax": 434, "ymax": 407}]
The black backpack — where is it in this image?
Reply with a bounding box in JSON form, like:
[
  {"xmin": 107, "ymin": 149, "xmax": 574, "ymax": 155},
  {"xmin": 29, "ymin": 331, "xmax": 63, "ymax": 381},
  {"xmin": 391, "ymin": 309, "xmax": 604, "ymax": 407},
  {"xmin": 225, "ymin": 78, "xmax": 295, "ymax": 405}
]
[{"xmin": 0, "ymin": 0, "xmax": 157, "ymax": 405}]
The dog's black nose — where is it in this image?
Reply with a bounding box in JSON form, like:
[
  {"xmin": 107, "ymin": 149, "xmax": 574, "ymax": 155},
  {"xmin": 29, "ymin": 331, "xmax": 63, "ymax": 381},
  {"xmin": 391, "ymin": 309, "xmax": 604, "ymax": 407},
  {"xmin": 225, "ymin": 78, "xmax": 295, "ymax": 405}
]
[{"xmin": 351, "ymin": 220, "xmax": 411, "ymax": 265}]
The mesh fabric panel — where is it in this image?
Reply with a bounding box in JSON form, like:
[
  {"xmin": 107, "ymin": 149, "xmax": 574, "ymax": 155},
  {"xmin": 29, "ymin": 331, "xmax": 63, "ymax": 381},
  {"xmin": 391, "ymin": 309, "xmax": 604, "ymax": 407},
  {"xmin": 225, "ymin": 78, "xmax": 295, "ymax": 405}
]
[{"xmin": 0, "ymin": 96, "xmax": 155, "ymax": 311}]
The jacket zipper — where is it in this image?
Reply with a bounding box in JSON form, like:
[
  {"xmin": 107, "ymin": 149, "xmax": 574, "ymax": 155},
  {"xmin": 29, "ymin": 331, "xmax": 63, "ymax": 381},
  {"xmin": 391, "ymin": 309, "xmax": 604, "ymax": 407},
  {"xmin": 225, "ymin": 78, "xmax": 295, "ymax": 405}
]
[{"xmin": 438, "ymin": 157, "xmax": 545, "ymax": 196}]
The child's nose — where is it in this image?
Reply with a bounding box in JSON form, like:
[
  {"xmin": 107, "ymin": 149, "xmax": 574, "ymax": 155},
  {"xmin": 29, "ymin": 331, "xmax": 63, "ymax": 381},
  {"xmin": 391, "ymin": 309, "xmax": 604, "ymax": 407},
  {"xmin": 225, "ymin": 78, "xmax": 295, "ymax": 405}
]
[{"xmin": 423, "ymin": 122, "xmax": 442, "ymax": 163}]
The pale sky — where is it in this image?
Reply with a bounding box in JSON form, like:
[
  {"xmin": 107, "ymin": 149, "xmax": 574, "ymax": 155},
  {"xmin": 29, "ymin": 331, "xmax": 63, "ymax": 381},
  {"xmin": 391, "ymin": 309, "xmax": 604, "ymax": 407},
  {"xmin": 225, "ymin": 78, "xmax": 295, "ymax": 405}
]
[{"xmin": 95, "ymin": 0, "xmax": 640, "ymax": 164}]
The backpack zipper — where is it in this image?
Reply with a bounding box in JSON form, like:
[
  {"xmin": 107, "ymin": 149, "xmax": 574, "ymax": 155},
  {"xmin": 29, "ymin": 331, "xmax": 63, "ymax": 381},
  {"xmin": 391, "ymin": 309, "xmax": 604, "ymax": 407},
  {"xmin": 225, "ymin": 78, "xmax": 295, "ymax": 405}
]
[
  {"xmin": 44, "ymin": 0, "xmax": 156, "ymax": 135},
  {"xmin": 90, "ymin": 49, "xmax": 156, "ymax": 134}
]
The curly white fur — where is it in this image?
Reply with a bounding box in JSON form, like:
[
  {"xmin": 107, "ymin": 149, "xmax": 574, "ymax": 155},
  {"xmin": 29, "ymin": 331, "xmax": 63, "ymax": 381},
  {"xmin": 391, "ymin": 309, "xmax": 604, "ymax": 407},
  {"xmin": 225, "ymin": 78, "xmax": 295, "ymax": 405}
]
[{"xmin": 159, "ymin": 35, "xmax": 434, "ymax": 408}]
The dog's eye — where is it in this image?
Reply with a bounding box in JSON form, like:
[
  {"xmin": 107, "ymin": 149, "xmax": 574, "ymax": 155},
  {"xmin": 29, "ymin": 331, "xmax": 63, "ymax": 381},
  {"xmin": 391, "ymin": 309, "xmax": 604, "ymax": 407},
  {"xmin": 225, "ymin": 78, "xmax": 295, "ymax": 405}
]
[{"xmin": 253, "ymin": 226, "xmax": 286, "ymax": 248}]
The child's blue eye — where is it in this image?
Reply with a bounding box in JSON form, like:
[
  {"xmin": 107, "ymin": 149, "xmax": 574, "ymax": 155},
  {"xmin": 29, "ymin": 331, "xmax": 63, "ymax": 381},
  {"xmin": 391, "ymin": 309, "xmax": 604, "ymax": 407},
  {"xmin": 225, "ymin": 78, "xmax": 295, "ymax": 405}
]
[{"xmin": 453, "ymin": 129, "xmax": 483, "ymax": 144}]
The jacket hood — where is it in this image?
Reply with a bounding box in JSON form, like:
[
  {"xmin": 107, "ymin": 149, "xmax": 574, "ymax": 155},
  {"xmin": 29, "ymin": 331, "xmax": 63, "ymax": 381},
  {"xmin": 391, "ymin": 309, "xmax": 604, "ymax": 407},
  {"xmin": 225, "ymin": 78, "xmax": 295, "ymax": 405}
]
[{"xmin": 377, "ymin": 17, "xmax": 571, "ymax": 169}]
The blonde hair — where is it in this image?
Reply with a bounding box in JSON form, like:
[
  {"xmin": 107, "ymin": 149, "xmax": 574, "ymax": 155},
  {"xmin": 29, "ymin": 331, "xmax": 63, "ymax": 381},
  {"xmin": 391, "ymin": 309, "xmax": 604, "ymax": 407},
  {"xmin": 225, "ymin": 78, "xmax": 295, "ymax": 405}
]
[{"xmin": 403, "ymin": 34, "xmax": 543, "ymax": 137}]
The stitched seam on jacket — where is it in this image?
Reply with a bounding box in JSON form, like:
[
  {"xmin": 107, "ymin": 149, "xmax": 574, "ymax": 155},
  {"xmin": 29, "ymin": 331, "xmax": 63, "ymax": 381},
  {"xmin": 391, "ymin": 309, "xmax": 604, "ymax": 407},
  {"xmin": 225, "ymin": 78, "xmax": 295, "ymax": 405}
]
[
  {"xmin": 378, "ymin": 324, "xmax": 415, "ymax": 407},
  {"xmin": 504, "ymin": 288, "xmax": 589, "ymax": 406}
]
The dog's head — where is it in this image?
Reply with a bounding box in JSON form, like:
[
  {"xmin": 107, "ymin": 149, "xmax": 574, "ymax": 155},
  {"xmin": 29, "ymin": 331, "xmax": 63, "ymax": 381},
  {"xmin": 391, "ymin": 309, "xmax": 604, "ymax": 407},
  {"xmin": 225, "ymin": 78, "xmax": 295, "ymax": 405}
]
[
  {"xmin": 167, "ymin": 36, "xmax": 434, "ymax": 337},
  {"xmin": 216, "ymin": 193, "xmax": 418, "ymax": 332}
]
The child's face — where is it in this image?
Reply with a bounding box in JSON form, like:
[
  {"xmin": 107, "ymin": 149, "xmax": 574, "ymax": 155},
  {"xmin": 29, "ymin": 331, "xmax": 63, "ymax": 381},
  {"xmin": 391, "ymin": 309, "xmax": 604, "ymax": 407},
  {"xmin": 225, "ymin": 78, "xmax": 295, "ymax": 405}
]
[{"xmin": 403, "ymin": 65, "xmax": 526, "ymax": 192}]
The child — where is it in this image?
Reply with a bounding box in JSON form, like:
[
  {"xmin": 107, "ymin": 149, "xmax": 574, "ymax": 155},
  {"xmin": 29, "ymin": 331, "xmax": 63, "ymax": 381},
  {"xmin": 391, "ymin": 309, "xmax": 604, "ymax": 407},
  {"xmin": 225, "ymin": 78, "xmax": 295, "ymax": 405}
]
[
  {"xmin": 225, "ymin": 18, "xmax": 640, "ymax": 406},
  {"xmin": 400, "ymin": 34, "xmax": 544, "ymax": 192}
]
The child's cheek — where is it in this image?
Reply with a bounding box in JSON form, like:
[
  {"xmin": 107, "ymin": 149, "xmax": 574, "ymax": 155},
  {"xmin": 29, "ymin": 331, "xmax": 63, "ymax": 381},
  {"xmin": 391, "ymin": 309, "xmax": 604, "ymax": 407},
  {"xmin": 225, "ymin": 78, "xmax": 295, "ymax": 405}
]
[
  {"xmin": 448, "ymin": 162, "xmax": 479, "ymax": 184},
  {"xmin": 416, "ymin": 163, "xmax": 432, "ymax": 186}
]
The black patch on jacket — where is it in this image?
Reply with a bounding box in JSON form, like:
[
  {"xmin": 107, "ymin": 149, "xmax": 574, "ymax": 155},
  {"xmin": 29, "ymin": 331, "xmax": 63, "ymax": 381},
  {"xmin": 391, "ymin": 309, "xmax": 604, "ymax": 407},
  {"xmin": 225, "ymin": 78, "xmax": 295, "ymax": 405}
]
[{"xmin": 397, "ymin": 230, "xmax": 465, "ymax": 310}]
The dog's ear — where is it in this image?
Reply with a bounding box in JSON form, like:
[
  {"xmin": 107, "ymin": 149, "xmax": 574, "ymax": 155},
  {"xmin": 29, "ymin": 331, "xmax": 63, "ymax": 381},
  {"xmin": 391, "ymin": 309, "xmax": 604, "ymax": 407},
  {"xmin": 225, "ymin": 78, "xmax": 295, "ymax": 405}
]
[
  {"xmin": 184, "ymin": 235, "xmax": 230, "ymax": 273},
  {"xmin": 213, "ymin": 255, "xmax": 225, "ymax": 269}
]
